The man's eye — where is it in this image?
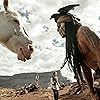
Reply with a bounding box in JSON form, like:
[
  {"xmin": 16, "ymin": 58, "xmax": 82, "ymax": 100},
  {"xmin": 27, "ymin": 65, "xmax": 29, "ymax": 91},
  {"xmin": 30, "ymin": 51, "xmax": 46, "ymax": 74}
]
[{"xmin": 57, "ymin": 24, "xmax": 61, "ymax": 29}]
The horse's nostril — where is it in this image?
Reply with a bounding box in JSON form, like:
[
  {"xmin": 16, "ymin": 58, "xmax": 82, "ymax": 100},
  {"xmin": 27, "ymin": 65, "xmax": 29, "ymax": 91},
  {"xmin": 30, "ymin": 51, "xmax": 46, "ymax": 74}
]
[
  {"xmin": 20, "ymin": 48, "xmax": 22, "ymax": 50},
  {"xmin": 26, "ymin": 56, "xmax": 31, "ymax": 60},
  {"xmin": 29, "ymin": 45, "xmax": 33, "ymax": 52}
]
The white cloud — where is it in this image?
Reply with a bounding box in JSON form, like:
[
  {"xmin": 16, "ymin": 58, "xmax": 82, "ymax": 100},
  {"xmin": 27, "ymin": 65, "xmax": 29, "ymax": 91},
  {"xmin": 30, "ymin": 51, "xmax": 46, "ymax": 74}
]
[{"xmin": 0, "ymin": 0, "xmax": 100, "ymax": 82}]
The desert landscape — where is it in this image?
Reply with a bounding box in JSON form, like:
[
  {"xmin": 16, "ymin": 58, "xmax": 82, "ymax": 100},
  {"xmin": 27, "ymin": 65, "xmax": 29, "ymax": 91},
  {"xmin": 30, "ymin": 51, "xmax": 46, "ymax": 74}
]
[
  {"xmin": 0, "ymin": 82, "xmax": 94, "ymax": 100},
  {"xmin": 0, "ymin": 71, "xmax": 99, "ymax": 100}
]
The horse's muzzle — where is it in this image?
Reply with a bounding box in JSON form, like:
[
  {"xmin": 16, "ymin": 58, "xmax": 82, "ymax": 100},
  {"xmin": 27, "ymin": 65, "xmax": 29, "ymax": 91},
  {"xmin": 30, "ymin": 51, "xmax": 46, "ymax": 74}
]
[{"xmin": 17, "ymin": 45, "xmax": 34, "ymax": 62}]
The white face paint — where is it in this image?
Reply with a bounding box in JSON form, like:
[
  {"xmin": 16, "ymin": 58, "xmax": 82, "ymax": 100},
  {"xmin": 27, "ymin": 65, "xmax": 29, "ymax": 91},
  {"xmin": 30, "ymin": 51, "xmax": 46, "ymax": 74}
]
[
  {"xmin": 57, "ymin": 22, "xmax": 65, "ymax": 38},
  {"xmin": 56, "ymin": 15, "xmax": 72, "ymax": 38}
]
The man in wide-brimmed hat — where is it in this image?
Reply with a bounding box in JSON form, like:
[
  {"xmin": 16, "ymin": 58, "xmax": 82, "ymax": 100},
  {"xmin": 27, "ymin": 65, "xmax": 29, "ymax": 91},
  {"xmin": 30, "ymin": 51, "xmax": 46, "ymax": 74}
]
[{"xmin": 51, "ymin": 71, "xmax": 60, "ymax": 100}]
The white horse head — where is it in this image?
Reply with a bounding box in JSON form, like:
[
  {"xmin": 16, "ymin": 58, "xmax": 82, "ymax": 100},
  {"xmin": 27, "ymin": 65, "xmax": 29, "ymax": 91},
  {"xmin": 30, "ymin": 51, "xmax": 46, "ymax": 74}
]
[{"xmin": 0, "ymin": 0, "xmax": 34, "ymax": 61}]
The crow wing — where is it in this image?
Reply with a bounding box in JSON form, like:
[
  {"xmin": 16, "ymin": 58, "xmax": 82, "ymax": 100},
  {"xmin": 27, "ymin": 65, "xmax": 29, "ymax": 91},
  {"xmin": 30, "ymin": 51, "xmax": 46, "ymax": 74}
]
[{"xmin": 58, "ymin": 4, "xmax": 79, "ymax": 14}]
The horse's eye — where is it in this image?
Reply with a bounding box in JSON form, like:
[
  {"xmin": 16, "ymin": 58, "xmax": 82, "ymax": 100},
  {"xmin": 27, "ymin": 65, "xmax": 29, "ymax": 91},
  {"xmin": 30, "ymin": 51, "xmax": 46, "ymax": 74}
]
[{"xmin": 13, "ymin": 19, "xmax": 20, "ymax": 25}]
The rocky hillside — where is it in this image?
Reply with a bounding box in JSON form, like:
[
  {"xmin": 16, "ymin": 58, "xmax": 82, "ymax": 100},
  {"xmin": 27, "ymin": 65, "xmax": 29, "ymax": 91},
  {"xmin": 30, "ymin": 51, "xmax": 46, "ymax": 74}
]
[
  {"xmin": 0, "ymin": 82, "xmax": 97, "ymax": 100},
  {"xmin": 0, "ymin": 70, "xmax": 70, "ymax": 89}
]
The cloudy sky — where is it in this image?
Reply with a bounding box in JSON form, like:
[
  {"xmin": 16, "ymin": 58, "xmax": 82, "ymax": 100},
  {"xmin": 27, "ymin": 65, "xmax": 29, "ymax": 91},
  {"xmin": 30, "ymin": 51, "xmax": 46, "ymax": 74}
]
[{"xmin": 0, "ymin": 0, "xmax": 100, "ymax": 81}]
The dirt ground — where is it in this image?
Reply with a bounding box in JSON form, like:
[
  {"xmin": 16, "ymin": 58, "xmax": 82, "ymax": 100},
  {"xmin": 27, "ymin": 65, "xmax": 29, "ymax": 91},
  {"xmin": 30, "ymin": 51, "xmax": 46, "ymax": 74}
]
[{"xmin": 0, "ymin": 82, "xmax": 94, "ymax": 100}]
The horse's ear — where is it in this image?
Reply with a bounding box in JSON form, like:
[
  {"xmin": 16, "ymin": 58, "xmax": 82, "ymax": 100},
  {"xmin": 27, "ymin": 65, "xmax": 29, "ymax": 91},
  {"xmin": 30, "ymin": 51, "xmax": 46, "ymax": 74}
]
[{"xmin": 3, "ymin": 0, "xmax": 8, "ymax": 11}]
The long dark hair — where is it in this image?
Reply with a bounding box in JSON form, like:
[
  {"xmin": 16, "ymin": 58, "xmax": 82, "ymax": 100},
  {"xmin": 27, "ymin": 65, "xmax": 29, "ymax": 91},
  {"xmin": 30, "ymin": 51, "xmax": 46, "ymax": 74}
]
[{"xmin": 63, "ymin": 15, "xmax": 84, "ymax": 84}]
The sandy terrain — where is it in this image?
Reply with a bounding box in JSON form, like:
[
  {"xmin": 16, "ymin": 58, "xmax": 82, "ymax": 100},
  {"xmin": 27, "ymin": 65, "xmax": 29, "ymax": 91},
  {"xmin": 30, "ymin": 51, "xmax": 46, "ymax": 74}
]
[{"xmin": 0, "ymin": 82, "xmax": 94, "ymax": 100}]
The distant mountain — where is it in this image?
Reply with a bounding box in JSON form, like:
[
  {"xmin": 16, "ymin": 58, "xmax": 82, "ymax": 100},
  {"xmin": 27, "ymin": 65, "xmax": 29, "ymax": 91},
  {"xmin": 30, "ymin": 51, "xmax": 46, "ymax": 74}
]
[{"xmin": 0, "ymin": 70, "xmax": 70, "ymax": 89}]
